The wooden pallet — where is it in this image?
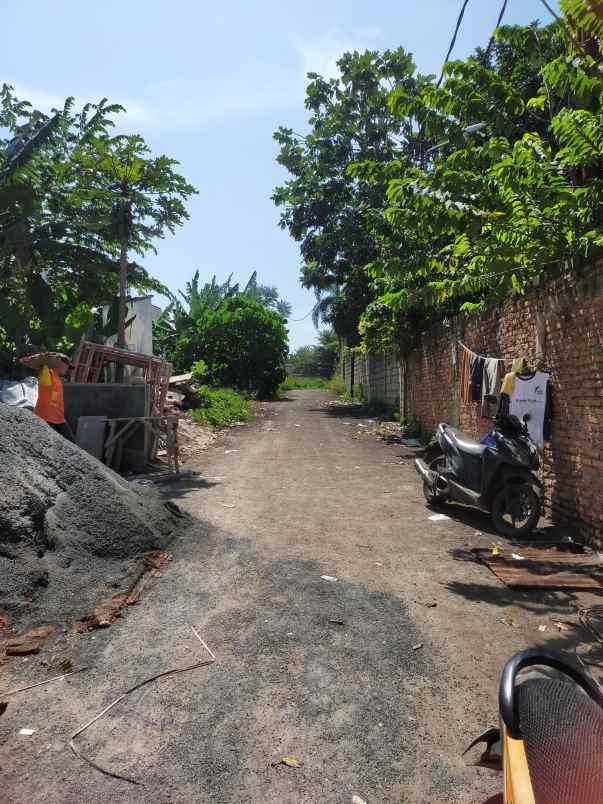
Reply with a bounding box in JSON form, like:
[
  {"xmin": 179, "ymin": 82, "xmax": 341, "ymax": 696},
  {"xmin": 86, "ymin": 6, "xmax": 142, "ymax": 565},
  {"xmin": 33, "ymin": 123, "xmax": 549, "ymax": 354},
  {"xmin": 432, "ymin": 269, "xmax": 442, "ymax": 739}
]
[
  {"xmin": 104, "ymin": 415, "xmax": 179, "ymax": 474},
  {"xmin": 472, "ymin": 547, "xmax": 603, "ymax": 589},
  {"xmin": 71, "ymin": 341, "xmax": 171, "ymax": 417}
]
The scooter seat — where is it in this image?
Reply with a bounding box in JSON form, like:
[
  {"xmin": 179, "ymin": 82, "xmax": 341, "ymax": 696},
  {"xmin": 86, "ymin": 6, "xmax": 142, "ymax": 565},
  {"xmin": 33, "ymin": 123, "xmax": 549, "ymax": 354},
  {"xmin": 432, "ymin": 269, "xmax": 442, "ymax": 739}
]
[{"xmin": 443, "ymin": 425, "xmax": 486, "ymax": 457}]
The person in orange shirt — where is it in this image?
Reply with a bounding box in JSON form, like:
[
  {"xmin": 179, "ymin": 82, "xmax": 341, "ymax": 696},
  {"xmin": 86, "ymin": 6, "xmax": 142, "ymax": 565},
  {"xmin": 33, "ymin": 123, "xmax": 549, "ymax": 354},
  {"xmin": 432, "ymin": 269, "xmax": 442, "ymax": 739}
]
[{"xmin": 20, "ymin": 353, "xmax": 75, "ymax": 441}]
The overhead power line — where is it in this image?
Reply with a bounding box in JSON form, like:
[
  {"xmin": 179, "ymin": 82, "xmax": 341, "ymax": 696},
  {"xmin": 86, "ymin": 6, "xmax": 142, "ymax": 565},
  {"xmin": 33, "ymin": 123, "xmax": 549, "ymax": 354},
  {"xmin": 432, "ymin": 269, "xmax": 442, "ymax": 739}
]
[
  {"xmin": 437, "ymin": 0, "xmax": 471, "ymax": 87},
  {"xmin": 485, "ymin": 0, "xmax": 510, "ymax": 59}
]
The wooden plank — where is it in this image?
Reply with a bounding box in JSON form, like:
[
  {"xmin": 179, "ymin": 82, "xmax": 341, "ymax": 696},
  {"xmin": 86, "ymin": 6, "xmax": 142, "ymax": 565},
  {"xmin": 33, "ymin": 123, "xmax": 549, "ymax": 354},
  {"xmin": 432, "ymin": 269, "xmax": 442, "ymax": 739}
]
[{"xmin": 473, "ymin": 548, "xmax": 603, "ymax": 589}]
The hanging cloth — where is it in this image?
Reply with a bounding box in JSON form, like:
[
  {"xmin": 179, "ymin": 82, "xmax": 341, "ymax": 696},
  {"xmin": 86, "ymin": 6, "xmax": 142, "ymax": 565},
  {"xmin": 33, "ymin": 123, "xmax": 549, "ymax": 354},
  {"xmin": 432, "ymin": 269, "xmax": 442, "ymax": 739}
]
[
  {"xmin": 469, "ymin": 353, "xmax": 486, "ymax": 402},
  {"xmin": 508, "ymin": 371, "xmax": 552, "ymax": 446},
  {"xmin": 481, "ymin": 358, "xmax": 505, "ymax": 419},
  {"xmin": 459, "ymin": 344, "xmax": 475, "ymax": 404}
]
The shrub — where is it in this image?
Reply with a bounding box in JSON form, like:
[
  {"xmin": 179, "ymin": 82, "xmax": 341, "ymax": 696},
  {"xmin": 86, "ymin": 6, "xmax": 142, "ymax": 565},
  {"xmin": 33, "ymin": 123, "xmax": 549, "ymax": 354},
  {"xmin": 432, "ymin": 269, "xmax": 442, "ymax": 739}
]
[
  {"xmin": 192, "ymin": 386, "xmax": 251, "ymax": 428},
  {"xmin": 197, "ymin": 296, "xmax": 288, "ymax": 398},
  {"xmin": 328, "ymin": 374, "xmax": 347, "ymax": 396}
]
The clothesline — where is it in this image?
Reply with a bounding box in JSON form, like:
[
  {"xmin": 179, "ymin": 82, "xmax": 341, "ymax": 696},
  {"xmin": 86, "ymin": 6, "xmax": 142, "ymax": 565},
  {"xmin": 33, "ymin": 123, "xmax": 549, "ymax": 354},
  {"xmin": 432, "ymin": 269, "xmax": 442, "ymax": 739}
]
[{"xmin": 457, "ymin": 340, "xmax": 505, "ymax": 363}]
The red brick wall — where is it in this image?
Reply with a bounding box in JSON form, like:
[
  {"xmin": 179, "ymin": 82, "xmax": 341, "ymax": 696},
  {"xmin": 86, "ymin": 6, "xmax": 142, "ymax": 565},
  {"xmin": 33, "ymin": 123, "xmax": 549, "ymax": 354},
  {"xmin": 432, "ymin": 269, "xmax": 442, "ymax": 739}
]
[{"xmin": 404, "ymin": 266, "xmax": 603, "ymax": 545}]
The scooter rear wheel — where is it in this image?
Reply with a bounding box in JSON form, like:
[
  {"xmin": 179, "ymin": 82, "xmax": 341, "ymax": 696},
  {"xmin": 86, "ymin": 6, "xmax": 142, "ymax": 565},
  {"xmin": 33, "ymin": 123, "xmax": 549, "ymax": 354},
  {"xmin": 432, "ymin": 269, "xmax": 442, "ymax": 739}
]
[
  {"xmin": 491, "ymin": 483, "xmax": 540, "ymax": 537},
  {"xmin": 423, "ymin": 456, "xmax": 448, "ymax": 506}
]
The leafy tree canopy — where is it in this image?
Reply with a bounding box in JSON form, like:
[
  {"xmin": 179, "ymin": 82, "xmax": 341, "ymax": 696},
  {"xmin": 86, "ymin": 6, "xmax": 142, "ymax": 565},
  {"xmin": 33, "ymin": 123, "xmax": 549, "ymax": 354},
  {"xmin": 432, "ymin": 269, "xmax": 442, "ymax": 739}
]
[
  {"xmin": 196, "ymin": 296, "xmax": 288, "ymax": 398},
  {"xmin": 0, "ymin": 85, "xmax": 195, "ymax": 373},
  {"xmin": 287, "ymin": 329, "xmax": 339, "ymax": 378},
  {"xmin": 275, "ymin": 2, "xmax": 603, "ymax": 353}
]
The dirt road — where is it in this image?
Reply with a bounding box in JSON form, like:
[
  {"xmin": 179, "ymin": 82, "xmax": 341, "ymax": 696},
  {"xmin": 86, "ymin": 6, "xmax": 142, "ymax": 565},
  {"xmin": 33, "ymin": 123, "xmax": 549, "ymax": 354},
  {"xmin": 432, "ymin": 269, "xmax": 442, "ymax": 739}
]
[{"xmin": 2, "ymin": 390, "xmax": 588, "ymax": 803}]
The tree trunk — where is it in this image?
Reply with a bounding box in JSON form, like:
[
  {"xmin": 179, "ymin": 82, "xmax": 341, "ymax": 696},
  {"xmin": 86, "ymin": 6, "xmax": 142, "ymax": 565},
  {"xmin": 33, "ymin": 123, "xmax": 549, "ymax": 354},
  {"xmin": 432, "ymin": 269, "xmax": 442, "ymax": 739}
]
[{"xmin": 116, "ymin": 235, "xmax": 128, "ymax": 382}]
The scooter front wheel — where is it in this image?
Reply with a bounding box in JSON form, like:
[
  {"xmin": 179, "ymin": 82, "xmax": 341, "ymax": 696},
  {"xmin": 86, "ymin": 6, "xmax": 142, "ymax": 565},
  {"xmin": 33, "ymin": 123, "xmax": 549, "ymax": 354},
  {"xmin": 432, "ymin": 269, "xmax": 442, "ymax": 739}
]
[{"xmin": 491, "ymin": 484, "xmax": 540, "ymax": 537}]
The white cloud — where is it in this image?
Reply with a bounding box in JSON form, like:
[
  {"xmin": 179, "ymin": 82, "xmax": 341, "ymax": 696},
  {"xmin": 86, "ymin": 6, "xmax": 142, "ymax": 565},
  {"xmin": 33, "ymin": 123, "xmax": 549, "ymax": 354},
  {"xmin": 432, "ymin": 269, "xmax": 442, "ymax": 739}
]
[
  {"xmin": 10, "ymin": 82, "xmax": 158, "ymax": 128},
  {"xmin": 296, "ymin": 30, "xmax": 384, "ymax": 83},
  {"xmin": 8, "ymin": 82, "xmax": 288, "ymax": 132}
]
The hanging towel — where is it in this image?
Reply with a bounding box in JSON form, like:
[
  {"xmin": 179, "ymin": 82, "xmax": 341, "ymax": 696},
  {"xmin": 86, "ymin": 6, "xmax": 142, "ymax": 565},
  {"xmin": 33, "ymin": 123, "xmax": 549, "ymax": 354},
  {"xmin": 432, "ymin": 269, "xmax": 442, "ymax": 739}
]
[
  {"xmin": 481, "ymin": 358, "xmax": 505, "ymax": 418},
  {"xmin": 459, "ymin": 345, "xmax": 475, "ymax": 404},
  {"xmin": 511, "ymin": 357, "xmax": 529, "ymax": 373},
  {"xmin": 469, "ymin": 354, "xmax": 485, "ymax": 402},
  {"xmin": 500, "ymin": 372, "xmax": 516, "ymax": 397}
]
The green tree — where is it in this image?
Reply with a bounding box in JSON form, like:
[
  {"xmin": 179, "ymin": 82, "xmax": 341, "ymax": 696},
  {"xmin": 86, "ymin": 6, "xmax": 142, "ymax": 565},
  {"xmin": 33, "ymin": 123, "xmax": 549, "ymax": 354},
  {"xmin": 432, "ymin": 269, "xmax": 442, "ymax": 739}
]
[
  {"xmin": 196, "ymin": 296, "xmax": 288, "ymax": 397},
  {"xmin": 154, "ymin": 270, "xmax": 291, "ymax": 370},
  {"xmin": 288, "ymin": 329, "xmax": 339, "ymax": 377},
  {"xmin": 73, "ymin": 133, "xmax": 197, "ymax": 362},
  {"xmin": 0, "ymin": 86, "xmax": 164, "ymax": 373},
  {"xmin": 273, "ymin": 49, "xmax": 426, "ymax": 344}
]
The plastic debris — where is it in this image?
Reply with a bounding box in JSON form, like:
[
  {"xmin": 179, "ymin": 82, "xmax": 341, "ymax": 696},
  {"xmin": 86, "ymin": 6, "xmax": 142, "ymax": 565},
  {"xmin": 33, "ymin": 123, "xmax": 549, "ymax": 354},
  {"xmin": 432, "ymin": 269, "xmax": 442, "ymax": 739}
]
[
  {"xmin": 428, "ymin": 513, "xmax": 450, "ymax": 522},
  {"xmin": 276, "ymin": 756, "xmax": 303, "ymax": 768},
  {"xmin": 511, "ymin": 553, "xmax": 524, "ymax": 561},
  {"xmin": 352, "ymin": 797, "xmax": 368, "ymax": 804},
  {"xmin": 329, "ymin": 619, "xmax": 345, "ymax": 625},
  {"xmin": 321, "ymin": 575, "xmax": 338, "ymax": 582},
  {"xmin": 19, "ymin": 728, "xmax": 36, "ymax": 736},
  {"xmin": 412, "ymin": 643, "xmax": 423, "ymax": 651},
  {"xmin": 538, "ymin": 624, "xmax": 547, "ymax": 632},
  {"xmin": 221, "ymin": 504, "xmax": 236, "ymax": 509}
]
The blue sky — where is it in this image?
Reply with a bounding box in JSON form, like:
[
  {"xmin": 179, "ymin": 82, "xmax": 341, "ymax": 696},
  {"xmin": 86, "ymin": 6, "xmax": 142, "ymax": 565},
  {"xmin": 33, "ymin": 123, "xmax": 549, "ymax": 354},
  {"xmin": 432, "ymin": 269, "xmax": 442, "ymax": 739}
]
[{"xmin": 4, "ymin": 0, "xmax": 558, "ymax": 349}]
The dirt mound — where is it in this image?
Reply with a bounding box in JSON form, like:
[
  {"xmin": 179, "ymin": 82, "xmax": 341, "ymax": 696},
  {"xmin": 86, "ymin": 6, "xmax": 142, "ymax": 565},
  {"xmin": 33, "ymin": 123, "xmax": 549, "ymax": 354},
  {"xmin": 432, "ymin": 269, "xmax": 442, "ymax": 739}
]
[{"xmin": 0, "ymin": 404, "xmax": 184, "ymax": 629}]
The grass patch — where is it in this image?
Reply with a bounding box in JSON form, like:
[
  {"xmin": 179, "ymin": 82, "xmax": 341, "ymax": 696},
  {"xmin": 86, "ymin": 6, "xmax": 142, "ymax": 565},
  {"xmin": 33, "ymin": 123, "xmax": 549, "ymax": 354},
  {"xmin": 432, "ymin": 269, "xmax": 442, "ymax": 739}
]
[
  {"xmin": 279, "ymin": 375, "xmax": 328, "ymax": 392},
  {"xmin": 192, "ymin": 386, "xmax": 251, "ymax": 428}
]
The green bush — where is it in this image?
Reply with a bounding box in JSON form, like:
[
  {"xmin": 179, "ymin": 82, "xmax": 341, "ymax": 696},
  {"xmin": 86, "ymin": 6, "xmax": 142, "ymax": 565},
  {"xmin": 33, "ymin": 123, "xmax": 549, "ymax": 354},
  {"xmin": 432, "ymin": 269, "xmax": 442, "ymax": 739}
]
[
  {"xmin": 279, "ymin": 375, "xmax": 327, "ymax": 392},
  {"xmin": 328, "ymin": 374, "xmax": 347, "ymax": 396},
  {"xmin": 192, "ymin": 386, "xmax": 251, "ymax": 428},
  {"xmin": 197, "ymin": 296, "xmax": 287, "ymax": 398}
]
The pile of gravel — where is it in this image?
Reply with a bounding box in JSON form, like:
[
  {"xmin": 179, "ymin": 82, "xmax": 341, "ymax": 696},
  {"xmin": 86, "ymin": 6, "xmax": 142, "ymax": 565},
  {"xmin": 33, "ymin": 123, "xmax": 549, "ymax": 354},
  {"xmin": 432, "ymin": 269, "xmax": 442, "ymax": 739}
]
[{"xmin": 0, "ymin": 404, "xmax": 184, "ymax": 628}]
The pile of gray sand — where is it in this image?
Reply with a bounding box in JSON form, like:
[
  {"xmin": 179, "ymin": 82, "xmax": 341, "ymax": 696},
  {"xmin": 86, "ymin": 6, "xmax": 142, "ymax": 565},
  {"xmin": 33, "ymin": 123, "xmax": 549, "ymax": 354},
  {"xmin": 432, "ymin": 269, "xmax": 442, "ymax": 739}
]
[{"xmin": 0, "ymin": 404, "xmax": 185, "ymax": 629}]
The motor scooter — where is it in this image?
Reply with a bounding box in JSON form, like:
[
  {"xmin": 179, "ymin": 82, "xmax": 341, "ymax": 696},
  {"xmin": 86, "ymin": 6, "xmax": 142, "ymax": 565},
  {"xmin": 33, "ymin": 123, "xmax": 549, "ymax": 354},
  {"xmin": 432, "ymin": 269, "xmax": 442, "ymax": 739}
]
[
  {"xmin": 414, "ymin": 411, "xmax": 542, "ymax": 537},
  {"xmin": 470, "ymin": 648, "xmax": 603, "ymax": 803}
]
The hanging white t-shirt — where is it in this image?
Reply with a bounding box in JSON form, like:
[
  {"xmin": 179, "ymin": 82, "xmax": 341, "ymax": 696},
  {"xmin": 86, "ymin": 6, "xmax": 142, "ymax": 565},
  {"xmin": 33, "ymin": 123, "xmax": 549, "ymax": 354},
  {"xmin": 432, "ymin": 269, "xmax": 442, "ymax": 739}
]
[{"xmin": 509, "ymin": 371, "xmax": 550, "ymax": 446}]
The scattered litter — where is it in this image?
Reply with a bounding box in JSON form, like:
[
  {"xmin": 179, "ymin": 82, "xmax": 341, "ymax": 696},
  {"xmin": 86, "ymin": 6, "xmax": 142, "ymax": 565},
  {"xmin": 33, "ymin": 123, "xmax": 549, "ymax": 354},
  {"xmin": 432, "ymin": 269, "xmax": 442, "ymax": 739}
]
[
  {"xmin": 19, "ymin": 728, "xmax": 36, "ymax": 736},
  {"xmin": 550, "ymin": 618, "xmax": 574, "ymax": 632},
  {"xmin": 329, "ymin": 619, "xmax": 345, "ymax": 626},
  {"xmin": 538, "ymin": 625, "xmax": 547, "ymax": 632},
  {"xmin": 375, "ymin": 562, "xmax": 383, "ymax": 567},
  {"xmin": 416, "ymin": 601, "xmax": 437, "ymax": 608},
  {"xmin": 400, "ymin": 437, "xmax": 423, "ymax": 447},
  {"xmin": 221, "ymin": 504, "xmax": 236, "ymax": 509},
  {"xmin": 357, "ymin": 424, "xmax": 367, "ymax": 428},
  {"xmin": 295, "ymin": 424, "xmax": 302, "ymax": 428},
  {"xmin": 274, "ymin": 756, "xmax": 303, "ymax": 768},
  {"xmin": 321, "ymin": 575, "xmax": 338, "ymax": 582},
  {"xmin": 5, "ymin": 666, "xmax": 87, "ymax": 697},
  {"xmin": 352, "ymin": 796, "xmax": 368, "ymax": 804},
  {"xmin": 69, "ymin": 625, "xmax": 216, "ymax": 785},
  {"xmin": 500, "ymin": 616, "xmax": 518, "ymax": 628},
  {"xmin": 511, "ymin": 553, "xmax": 524, "ymax": 561},
  {"xmin": 474, "ymin": 531, "xmax": 484, "ymax": 537},
  {"xmin": 224, "ymin": 449, "xmax": 240, "ymax": 454},
  {"xmin": 428, "ymin": 513, "xmax": 450, "ymax": 522},
  {"xmin": 412, "ymin": 643, "xmax": 423, "ymax": 651},
  {"xmin": 491, "ymin": 546, "xmax": 502, "ymax": 557}
]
